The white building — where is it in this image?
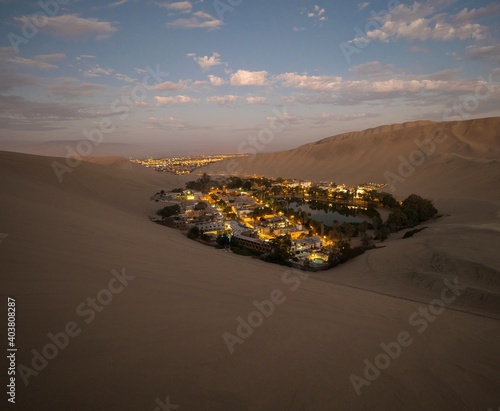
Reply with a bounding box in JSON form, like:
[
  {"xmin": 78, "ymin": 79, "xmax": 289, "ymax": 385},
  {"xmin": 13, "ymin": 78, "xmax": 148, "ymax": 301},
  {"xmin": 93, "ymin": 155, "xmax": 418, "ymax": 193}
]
[
  {"xmin": 290, "ymin": 236, "xmax": 322, "ymax": 253},
  {"xmin": 194, "ymin": 221, "xmax": 225, "ymax": 232}
]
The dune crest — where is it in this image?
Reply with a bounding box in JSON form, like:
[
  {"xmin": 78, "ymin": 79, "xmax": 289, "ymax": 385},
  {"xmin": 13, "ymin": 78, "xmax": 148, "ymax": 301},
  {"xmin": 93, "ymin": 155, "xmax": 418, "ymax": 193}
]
[
  {"xmin": 202, "ymin": 117, "xmax": 500, "ymax": 201},
  {"xmin": 1, "ymin": 117, "xmax": 500, "ymax": 410}
]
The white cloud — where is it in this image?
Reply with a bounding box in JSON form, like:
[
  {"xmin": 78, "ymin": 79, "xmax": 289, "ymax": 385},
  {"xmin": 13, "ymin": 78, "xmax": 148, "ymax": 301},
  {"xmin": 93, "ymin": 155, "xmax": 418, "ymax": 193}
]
[
  {"xmin": 206, "ymin": 95, "xmax": 238, "ymax": 106},
  {"xmin": 349, "ymin": 61, "xmax": 394, "ymax": 77},
  {"xmin": 464, "ymin": 44, "xmax": 500, "ymax": 63},
  {"xmin": 312, "ymin": 112, "xmax": 380, "ymax": 123},
  {"xmin": 107, "ymin": 0, "xmax": 128, "ymax": 8},
  {"xmin": 115, "ymin": 73, "xmax": 136, "ymax": 83},
  {"xmin": 358, "ymin": 2, "xmax": 370, "ymax": 10},
  {"xmin": 76, "ymin": 55, "xmax": 97, "ymax": 60},
  {"xmin": 33, "ymin": 53, "xmax": 66, "ymax": 63},
  {"xmin": 349, "ymin": 0, "xmax": 489, "ymax": 44},
  {"xmin": 82, "ymin": 65, "xmax": 115, "ymax": 77},
  {"xmin": 454, "ymin": 3, "xmax": 500, "ymax": 24},
  {"xmin": 14, "ymin": 14, "xmax": 117, "ymax": 40},
  {"xmin": 230, "ymin": 70, "xmax": 269, "ymax": 86},
  {"xmin": 245, "ymin": 96, "xmax": 267, "ymax": 105},
  {"xmin": 155, "ymin": 80, "xmax": 187, "ymax": 91},
  {"xmin": 157, "ymin": 1, "xmax": 192, "ymax": 12},
  {"xmin": 166, "ymin": 11, "xmax": 222, "ymax": 29},
  {"xmin": 50, "ymin": 80, "xmax": 103, "ymax": 99},
  {"xmin": 277, "ymin": 72, "xmax": 342, "ymax": 91},
  {"xmin": 155, "ymin": 95, "xmax": 199, "ymax": 105},
  {"xmin": 277, "ymin": 69, "xmax": 499, "ymax": 107},
  {"xmin": 188, "ymin": 52, "xmax": 224, "ymax": 71},
  {"xmin": 208, "ymin": 75, "xmax": 226, "ymax": 86},
  {"xmin": 308, "ymin": 5, "xmax": 327, "ymax": 22},
  {"xmin": 144, "ymin": 116, "xmax": 187, "ymax": 129},
  {"xmin": 7, "ymin": 57, "xmax": 58, "ymax": 71}
]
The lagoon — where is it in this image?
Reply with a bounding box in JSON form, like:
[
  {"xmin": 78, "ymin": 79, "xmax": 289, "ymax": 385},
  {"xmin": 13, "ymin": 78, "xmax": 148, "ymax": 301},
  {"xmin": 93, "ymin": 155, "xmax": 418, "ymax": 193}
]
[{"xmin": 288, "ymin": 200, "xmax": 371, "ymax": 226}]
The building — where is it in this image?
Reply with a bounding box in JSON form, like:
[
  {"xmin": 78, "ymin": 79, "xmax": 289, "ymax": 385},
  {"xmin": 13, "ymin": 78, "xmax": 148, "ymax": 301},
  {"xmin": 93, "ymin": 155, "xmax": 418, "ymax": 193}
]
[
  {"xmin": 264, "ymin": 216, "xmax": 289, "ymax": 229},
  {"xmin": 290, "ymin": 236, "xmax": 322, "ymax": 253},
  {"xmin": 233, "ymin": 233, "xmax": 273, "ymax": 253},
  {"xmin": 194, "ymin": 221, "xmax": 226, "ymax": 232}
]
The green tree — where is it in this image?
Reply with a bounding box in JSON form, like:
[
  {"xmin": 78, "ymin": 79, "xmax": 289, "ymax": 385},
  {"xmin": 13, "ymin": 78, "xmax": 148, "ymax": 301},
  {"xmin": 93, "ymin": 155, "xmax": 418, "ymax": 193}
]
[
  {"xmin": 194, "ymin": 201, "xmax": 208, "ymax": 211},
  {"xmin": 358, "ymin": 221, "xmax": 369, "ymax": 236},
  {"xmin": 156, "ymin": 204, "xmax": 181, "ymax": 219},
  {"xmin": 187, "ymin": 226, "xmax": 200, "ymax": 239},
  {"xmin": 376, "ymin": 224, "xmax": 390, "ymax": 241},
  {"xmin": 341, "ymin": 223, "xmax": 355, "ymax": 240},
  {"xmin": 361, "ymin": 233, "xmax": 373, "ymax": 248},
  {"xmin": 402, "ymin": 194, "xmax": 438, "ymax": 223},
  {"xmin": 242, "ymin": 180, "xmax": 252, "ymax": 191},
  {"xmin": 387, "ymin": 207, "xmax": 409, "ymax": 232},
  {"xmin": 263, "ymin": 234, "xmax": 293, "ymax": 266}
]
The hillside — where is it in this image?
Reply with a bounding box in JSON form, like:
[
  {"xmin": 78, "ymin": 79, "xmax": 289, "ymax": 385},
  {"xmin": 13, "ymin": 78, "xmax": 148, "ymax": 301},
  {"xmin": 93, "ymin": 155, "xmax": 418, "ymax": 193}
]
[
  {"xmin": 201, "ymin": 117, "xmax": 500, "ymax": 201},
  {"xmin": 1, "ymin": 122, "xmax": 500, "ymax": 410}
]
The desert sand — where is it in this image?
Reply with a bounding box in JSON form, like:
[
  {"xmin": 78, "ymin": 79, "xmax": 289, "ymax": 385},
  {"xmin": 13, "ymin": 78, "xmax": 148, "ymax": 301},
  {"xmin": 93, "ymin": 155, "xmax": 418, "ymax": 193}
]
[{"xmin": 1, "ymin": 117, "xmax": 500, "ymax": 410}]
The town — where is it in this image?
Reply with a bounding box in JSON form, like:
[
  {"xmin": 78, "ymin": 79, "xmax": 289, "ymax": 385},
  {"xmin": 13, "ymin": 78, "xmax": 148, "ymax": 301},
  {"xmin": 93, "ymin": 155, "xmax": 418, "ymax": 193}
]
[
  {"xmin": 131, "ymin": 154, "xmax": 247, "ymax": 174},
  {"xmin": 151, "ymin": 174, "xmax": 437, "ymax": 270}
]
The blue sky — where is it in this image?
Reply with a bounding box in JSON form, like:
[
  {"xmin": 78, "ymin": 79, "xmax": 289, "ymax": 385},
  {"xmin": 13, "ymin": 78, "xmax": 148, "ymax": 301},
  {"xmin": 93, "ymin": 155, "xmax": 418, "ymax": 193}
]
[{"xmin": 0, "ymin": 0, "xmax": 499, "ymax": 155}]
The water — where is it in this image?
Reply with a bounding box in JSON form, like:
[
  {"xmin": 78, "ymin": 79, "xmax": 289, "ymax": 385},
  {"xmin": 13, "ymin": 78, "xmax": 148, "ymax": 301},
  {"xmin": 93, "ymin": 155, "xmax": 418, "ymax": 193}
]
[{"xmin": 288, "ymin": 201, "xmax": 370, "ymax": 226}]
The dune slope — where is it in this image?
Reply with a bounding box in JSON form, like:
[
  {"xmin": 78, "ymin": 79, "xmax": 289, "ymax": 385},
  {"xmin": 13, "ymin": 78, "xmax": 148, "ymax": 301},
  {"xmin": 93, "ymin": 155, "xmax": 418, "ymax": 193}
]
[
  {"xmin": 202, "ymin": 117, "xmax": 500, "ymax": 201},
  {"xmin": 1, "ymin": 148, "xmax": 500, "ymax": 411}
]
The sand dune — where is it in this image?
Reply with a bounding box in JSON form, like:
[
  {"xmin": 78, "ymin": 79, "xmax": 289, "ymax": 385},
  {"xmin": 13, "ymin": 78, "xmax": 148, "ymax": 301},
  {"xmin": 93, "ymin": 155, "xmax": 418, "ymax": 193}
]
[
  {"xmin": 202, "ymin": 117, "xmax": 500, "ymax": 201},
  {"xmin": 0, "ymin": 140, "xmax": 145, "ymax": 158},
  {"xmin": 1, "ymin": 120, "xmax": 500, "ymax": 411}
]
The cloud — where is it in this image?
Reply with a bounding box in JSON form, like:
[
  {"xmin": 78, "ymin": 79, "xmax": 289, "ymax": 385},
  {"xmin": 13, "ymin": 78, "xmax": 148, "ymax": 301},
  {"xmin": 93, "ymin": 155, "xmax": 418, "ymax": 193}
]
[
  {"xmin": 358, "ymin": 2, "xmax": 370, "ymax": 10},
  {"xmin": 7, "ymin": 57, "xmax": 58, "ymax": 71},
  {"xmin": 0, "ymin": 48, "xmax": 38, "ymax": 91},
  {"xmin": 282, "ymin": 93, "xmax": 338, "ymax": 105},
  {"xmin": 349, "ymin": 0, "xmax": 489, "ymax": 44},
  {"xmin": 0, "ymin": 72, "xmax": 37, "ymax": 92},
  {"xmin": 157, "ymin": 1, "xmax": 192, "ymax": 13},
  {"xmin": 76, "ymin": 55, "xmax": 97, "ymax": 60},
  {"xmin": 206, "ymin": 95, "xmax": 238, "ymax": 106},
  {"xmin": 277, "ymin": 72, "xmax": 342, "ymax": 91},
  {"xmin": 245, "ymin": 96, "xmax": 267, "ymax": 105},
  {"xmin": 293, "ymin": 26, "xmax": 305, "ymax": 32},
  {"xmin": 155, "ymin": 80, "xmax": 187, "ymax": 91},
  {"xmin": 107, "ymin": 0, "xmax": 129, "ymax": 8},
  {"xmin": 278, "ymin": 69, "xmax": 499, "ymax": 107},
  {"xmin": 464, "ymin": 44, "xmax": 500, "ymax": 63},
  {"xmin": 115, "ymin": 73, "xmax": 136, "ymax": 83},
  {"xmin": 208, "ymin": 75, "xmax": 226, "ymax": 86},
  {"xmin": 49, "ymin": 80, "xmax": 103, "ymax": 99},
  {"xmin": 266, "ymin": 111, "xmax": 298, "ymax": 124},
  {"xmin": 14, "ymin": 14, "xmax": 117, "ymax": 40},
  {"xmin": 33, "ymin": 53, "xmax": 66, "ymax": 63},
  {"xmin": 311, "ymin": 112, "xmax": 381, "ymax": 123},
  {"xmin": 144, "ymin": 116, "xmax": 187, "ymax": 130},
  {"xmin": 155, "ymin": 95, "xmax": 199, "ymax": 105},
  {"xmin": 423, "ymin": 68, "xmax": 462, "ymax": 81},
  {"xmin": 0, "ymin": 46, "xmax": 14, "ymax": 60},
  {"xmin": 308, "ymin": 5, "xmax": 327, "ymax": 22},
  {"xmin": 349, "ymin": 61, "xmax": 394, "ymax": 77},
  {"xmin": 82, "ymin": 65, "xmax": 115, "ymax": 77},
  {"xmin": 0, "ymin": 95, "xmax": 114, "ymax": 131},
  {"xmin": 166, "ymin": 11, "xmax": 222, "ymax": 29},
  {"xmin": 230, "ymin": 70, "xmax": 269, "ymax": 86},
  {"xmin": 454, "ymin": 3, "xmax": 500, "ymax": 24},
  {"xmin": 188, "ymin": 52, "xmax": 224, "ymax": 71}
]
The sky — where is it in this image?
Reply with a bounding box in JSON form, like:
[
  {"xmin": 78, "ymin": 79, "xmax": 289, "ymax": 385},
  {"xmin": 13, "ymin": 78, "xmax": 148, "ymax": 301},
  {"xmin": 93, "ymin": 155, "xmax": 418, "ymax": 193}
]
[{"xmin": 0, "ymin": 0, "xmax": 499, "ymax": 156}]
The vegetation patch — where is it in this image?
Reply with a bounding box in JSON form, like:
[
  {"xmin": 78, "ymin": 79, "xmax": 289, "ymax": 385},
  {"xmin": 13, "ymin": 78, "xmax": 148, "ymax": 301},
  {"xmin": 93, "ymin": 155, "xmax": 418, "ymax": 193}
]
[{"xmin": 402, "ymin": 227, "xmax": 428, "ymax": 239}]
